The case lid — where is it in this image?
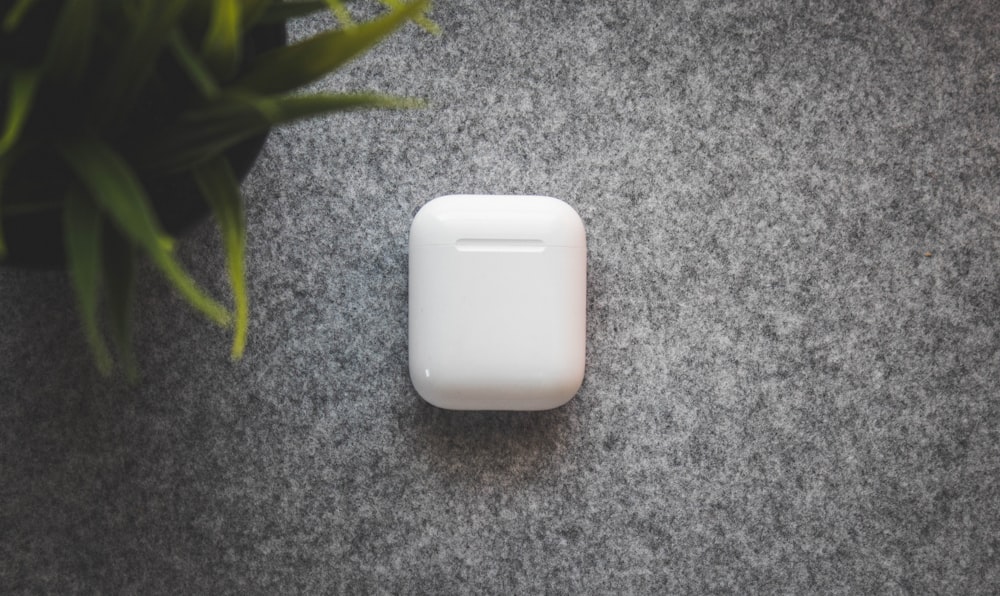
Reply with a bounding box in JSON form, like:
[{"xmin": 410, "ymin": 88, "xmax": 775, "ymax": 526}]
[{"xmin": 410, "ymin": 195, "xmax": 586, "ymax": 248}]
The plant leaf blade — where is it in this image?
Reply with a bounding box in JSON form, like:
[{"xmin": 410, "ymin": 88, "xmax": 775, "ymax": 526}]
[
  {"xmin": 324, "ymin": 1, "xmax": 355, "ymax": 28},
  {"xmin": 234, "ymin": 0, "xmax": 429, "ymax": 94},
  {"xmin": 202, "ymin": 0, "xmax": 243, "ymax": 80},
  {"xmin": 2, "ymin": 0, "xmax": 37, "ymax": 32},
  {"xmin": 59, "ymin": 137, "xmax": 232, "ymax": 327},
  {"xmin": 169, "ymin": 30, "xmax": 220, "ymax": 99},
  {"xmin": 146, "ymin": 92, "xmax": 419, "ymax": 173},
  {"xmin": 193, "ymin": 157, "xmax": 248, "ymax": 359},
  {"xmin": 64, "ymin": 189, "xmax": 113, "ymax": 375},
  {"xmin": 0, "ymin": 69, "xmax": 39, "ymax": 156},
  {"xmin": 103, "ymin": 226, "xmax": 138, "ymax": 379}
]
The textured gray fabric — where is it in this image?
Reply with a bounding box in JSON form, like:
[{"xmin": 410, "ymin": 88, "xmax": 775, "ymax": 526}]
[{"xmin": 2, "ymin": 1, "xmax": 999, "ymax": 593}]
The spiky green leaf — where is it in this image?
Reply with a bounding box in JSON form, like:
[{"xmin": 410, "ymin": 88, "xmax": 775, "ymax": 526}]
[
  {"xmin": 145, "ymin": 92, "xmax": 419, "ymax": 173},
  {"xmin": 324, "ymin": 0, "xmax": 355, "ymax": 28},
  {"xmin": 59, "ymin": 136, "xmax": 231, "ymax": 327},
  {"xmin": 235, "ymin": 0, "xmax": 428, "ymax": 94},
  {"xmin": 0, "ymin": 69, "xmax": 39, "ymax": 156},
  {"xmin": 169, "ymin": 30, "xmax": 220, "ymax": 99},
  {"xmin": 203, "ymin": 0, "xmax": 243, "ymax": 79},
  {"xmin": 193, "ymin": 157, "xmax": 248, "ymax": 359},
  {"xmin": 103, "ymin": 226, "xmax": 138, "ymax": 380},
  {"xmin": 2, "ymin": 0, "xmax": 37, "ymax": 32},
  {"xmin": 64, "ymin": 189, "xmax": 113, "ymax": 375}
]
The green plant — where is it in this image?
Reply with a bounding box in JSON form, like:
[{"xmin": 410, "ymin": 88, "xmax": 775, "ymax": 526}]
[{"xmin": 0, "ymin": 0, "xmax": 435, "ymax": 377}]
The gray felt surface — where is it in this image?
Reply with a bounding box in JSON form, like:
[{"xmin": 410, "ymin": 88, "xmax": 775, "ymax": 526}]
[{"xmin": 2, "ymin": 1, "xmax": 1000, "ymax": 593}]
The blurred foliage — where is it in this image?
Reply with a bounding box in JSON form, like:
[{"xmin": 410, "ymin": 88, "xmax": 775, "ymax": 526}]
[{"xmin": 0, "ymin": 0, "xmax": 433, "ymax": 377}]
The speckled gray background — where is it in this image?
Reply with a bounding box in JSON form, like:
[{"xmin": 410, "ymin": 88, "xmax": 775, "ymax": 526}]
[{"xmin": 2, "ymin": 1, "xmax": 999, "ymax": 593}]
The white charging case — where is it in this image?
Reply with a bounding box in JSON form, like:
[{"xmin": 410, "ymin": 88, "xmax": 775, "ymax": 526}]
[{"xmin": 408, "ymin": 195, "xmax": 587, "ymax": 411}]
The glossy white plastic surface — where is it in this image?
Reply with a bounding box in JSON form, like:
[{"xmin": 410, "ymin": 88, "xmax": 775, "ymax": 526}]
[{"xmin": 409, "ymin": 195, "xmax": 587, "ymax": 410}]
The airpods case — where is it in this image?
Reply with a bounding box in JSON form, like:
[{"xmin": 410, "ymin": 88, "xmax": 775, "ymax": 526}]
[{"xmin": 408, "ymin": 195, "xmax": 587, "ymax": 410}]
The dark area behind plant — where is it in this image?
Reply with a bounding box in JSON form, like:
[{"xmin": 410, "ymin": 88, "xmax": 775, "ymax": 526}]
[{"xmin": 0, "ymin": 0, "xmax": 434, "ymax": 377}]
